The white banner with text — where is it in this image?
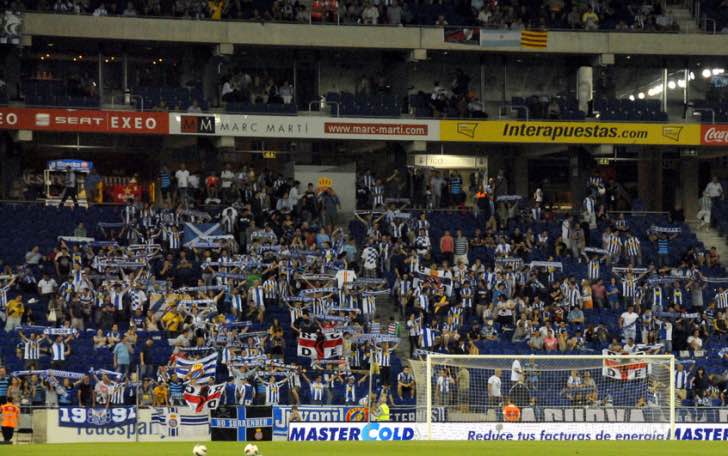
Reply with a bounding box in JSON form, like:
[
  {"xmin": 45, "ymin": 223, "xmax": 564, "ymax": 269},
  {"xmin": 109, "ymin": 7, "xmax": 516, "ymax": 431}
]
[{"xmin": 168, "ymin": 113, "xmax": 439, "ymax": 141}]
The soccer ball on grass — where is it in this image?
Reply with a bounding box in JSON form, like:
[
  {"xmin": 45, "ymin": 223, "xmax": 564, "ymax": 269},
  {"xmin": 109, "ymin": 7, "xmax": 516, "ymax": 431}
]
[
  {"xmin": 192, "ymin": 445, "xmax": 208, "ymax": 456},
  {"xmin": 244, "ymin": 444, "xmax": 260, "ymax": 456}
]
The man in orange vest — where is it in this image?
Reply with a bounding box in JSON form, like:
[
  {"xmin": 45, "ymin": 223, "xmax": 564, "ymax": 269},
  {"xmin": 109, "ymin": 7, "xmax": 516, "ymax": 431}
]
[
  {"xmin": 1, "ymin": 397, "xmax": 20, "ymax": 444},
  {"xmin": 503, "ymin": 398, "xmax": 521, "ymax": 423}
]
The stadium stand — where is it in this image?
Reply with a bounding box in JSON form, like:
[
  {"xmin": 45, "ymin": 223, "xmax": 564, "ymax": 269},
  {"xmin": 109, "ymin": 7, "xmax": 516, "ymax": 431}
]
[
  {"xmin": 21, "ymin": 0, "xmax": 695, "ymax": 30},
  {"xmin": 1, "ymin": 0, "xmax": 728, "ymax": 449},
  {"xmin": 1, "ymin": 166, "xmax": 727, "ymax": 412}
]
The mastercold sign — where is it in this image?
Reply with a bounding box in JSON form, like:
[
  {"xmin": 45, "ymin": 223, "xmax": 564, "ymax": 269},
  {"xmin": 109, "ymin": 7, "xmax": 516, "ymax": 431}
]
[{"xmin": 288, "ymin": 422, "xmax": 422, "ymax": 441}]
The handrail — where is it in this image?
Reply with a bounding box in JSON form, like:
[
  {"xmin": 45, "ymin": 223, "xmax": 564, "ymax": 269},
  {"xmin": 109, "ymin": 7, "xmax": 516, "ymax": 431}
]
[
  {"xmin": 308, "ymin": 99, "xmax": 340, "ymax": 117},
  {"xmin": 689, "ymin": 107, "xmax": 716, "ymax": 124},
  {"xmin": 108, "ymin": 94, "xmax": 144, "ymax": 112},
  {"xmin": 701, "ymin": 16, "xmax": 717, "ymax": 34},
  {"xmin": 498, "ymin": 104, "xmax": 530, "ymax": 121},
  {"xmin": 606, "ymin": 210, "xmax": 670, "ymax": 216}
]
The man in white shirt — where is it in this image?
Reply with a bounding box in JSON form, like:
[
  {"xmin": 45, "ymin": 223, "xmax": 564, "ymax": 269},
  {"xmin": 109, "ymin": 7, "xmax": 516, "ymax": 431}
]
[
  {"xmin": 175, "ymin": 164, "xmax": 190, "ymax": 201},
  {"xmin": 619, "ymin": 305, "xmax": 639, "ymax": 343},
  {"xmin": 510, "ymin": 359, "xmax": 523, "ymax": 383},
  {"xmin": 361, "ymin": 244, "xmax": 379, "ymax": 278},
  {"xmin": 288, "ymin": 181, "xmax": 301, "ymax": 209},
  {"xmin": 704, "ymin": 176, "xmax": 724, "ymax": 206},
  {"xmin": 92, "ymin": 4, "xmax": 108, "ymax": 15},
  {"xmin": 487, "ymin": 368, "xmax": 502, "ymax": 408},
  {"xmin": 220, "ymin": 164, "xmax": 236, "ymax": 202},
  {"xmin": 188, "ymin": 173, "xmax": 200, "ymax": 198},
  {"xmin": 38, "ymin": 274, "xmax": 57, "ymax": 296}
]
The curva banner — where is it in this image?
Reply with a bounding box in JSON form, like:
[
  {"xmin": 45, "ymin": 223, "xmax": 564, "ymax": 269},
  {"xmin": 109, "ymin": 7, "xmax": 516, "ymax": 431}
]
[
  {"xmin": 0, "ymin": 107, "xmax": 168, "ymax": 134},
  {"xmin": 168, "ymin": 113, "xmax": 440, "ymax": 141},
  {"xmin": 440, "ymin": 120, "xmax": 701, "ymax": 146}
]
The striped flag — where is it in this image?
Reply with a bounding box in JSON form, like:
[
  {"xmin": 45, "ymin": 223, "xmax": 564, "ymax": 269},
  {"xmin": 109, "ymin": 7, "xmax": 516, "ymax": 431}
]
[
  {"xmin": 175, "ymin": 353, "xmax": 217, "ymax": 384},
  {"xmin": 521, "ymin": 30, "xmax": 548, "ymax": 48},
  {"xmin": 479, "ymin": 30, "xmax": 520, "ymax": 48},
  {"xmin": 151, "ymin": 407, "xmax": 209, "ymax": 437}
]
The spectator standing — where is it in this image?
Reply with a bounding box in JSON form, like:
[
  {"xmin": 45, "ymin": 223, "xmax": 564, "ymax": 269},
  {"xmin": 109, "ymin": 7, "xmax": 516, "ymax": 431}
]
[
  {"xmin": 76, "ymin": 375, "xmax": 94, "ymax": 407},
  {"xmin": 582, "ymin": 7, "xmax": 599, "ymax": 30},
  {"xmin": 704, "ymin": 176, "xmax": 724, "ymax": 206},
  {"xmin": 453, "ymin": 230, "xmax": 469, "ymax": 266},
  {"xmin": 4, "ymin": 296, "xmax": 23, "ymax": 332},
  {"xmin": 0, "ymin": 368, "xmax": 8, "ymax": 405},
  {"xmin": 113, "ymin": 336, "xmax": 132, "ymax": 375},
  {"xmin": 159, "ymin": 165, "xmax": 172, "ymax": 204},
  {"xmin": 1, "ymin": 397, "xmax": 19, "ymax": 445},
  {"xmin": 58, "ymin": 166, "xmax": 79, "ymax": 209},
  {"xmin": 319, "ymin": 188, "xmax": 341, "ymax": 231},
  {"xmin": 439, "ymin": 231, "xmax": 454, "ymax": 264},
  {"xmin": 175, "ymin": 163, "xmax": 190, "ymax": 203}
]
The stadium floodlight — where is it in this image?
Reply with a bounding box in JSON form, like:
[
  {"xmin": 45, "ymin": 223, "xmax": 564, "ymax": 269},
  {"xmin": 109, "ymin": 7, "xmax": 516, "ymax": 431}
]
[
  {"xmin": 637, "ymin": 92, "xmax": 645, "ymax": 99},
  {"xmin": 702, "ymin": 69, "xmax": 712, "ymax": 78},
  {"xmin": 667, "ymin": 81, "xmax": 676, "ymax": 90},
  {"xmin": 413, "ymin": 354, "xmax": 675, "ymax": 441},
  {"xmin": 712, "ymin": 68, "xmax": 725, "ymax": 75}
]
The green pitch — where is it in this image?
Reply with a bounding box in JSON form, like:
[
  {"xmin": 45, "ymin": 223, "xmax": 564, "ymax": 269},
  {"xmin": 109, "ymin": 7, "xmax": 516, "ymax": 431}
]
[{"xmin": 1, "ymin": 441, "xmax": 726, "ymax": 456}]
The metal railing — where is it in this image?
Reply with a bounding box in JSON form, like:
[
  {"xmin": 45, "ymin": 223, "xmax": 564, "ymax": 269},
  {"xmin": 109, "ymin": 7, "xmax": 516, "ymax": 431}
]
[
  {"xmin": 701, "ymin": 15, "xmax": 717, "ymax": 34},
  {"xmin": 498, "ymin": 104, "xmax": 529, "ymax": 121},
  {"xmin": 107, "ymin": 94, "xmax": 144, "ymax": 112},
  {"xmin": 308, "ymin": 99, "xmax": 340, "ymax": 117}
]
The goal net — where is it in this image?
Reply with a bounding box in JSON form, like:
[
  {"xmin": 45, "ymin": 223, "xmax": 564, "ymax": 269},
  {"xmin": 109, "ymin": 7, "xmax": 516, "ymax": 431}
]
[{"xmin": 411, "ymin": 354, "xmax": 675, "ymax": 441}]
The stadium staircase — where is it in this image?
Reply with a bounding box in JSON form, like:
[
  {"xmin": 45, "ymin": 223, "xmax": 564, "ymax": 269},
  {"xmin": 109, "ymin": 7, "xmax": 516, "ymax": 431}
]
[
  {"xmin": 687, "ymin": 220, "xmax": 728, "ymax": 267},
  {"xmin": 673, "ymin": 7, "xmax": 699, "ymax": 33}
]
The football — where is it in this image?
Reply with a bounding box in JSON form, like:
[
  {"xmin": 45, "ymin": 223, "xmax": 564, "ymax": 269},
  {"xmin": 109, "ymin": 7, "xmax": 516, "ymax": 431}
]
[
  {"xmin": 244, "ymin": 444, "xmax": 260, "ymax": 456},
  {"xmin": 192, "ymin": 444, "xmax": 208, "ymax": 456}
]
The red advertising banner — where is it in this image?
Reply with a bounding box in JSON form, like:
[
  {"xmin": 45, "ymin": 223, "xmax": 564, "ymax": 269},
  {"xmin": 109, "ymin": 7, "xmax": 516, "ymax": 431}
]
[
  {"xmin": 701, "ymin": 124, "xmax": 728, "ymax": 146},
  {"xmin": 0, "ymin": 107, "xmax": 168, "ymax": 135}
]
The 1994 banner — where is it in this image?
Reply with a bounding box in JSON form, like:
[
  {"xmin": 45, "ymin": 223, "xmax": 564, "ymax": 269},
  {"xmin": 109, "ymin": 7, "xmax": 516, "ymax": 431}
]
[{"xmin": 58, "ymin": 407, "xmax": 137, "ymax": 428}]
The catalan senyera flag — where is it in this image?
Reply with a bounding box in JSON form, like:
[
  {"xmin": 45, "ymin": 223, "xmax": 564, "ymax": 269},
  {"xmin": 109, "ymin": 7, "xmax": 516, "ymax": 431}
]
[{"xmin": 520, "ymin": 30, "xmax": 548, "ymax": 49}]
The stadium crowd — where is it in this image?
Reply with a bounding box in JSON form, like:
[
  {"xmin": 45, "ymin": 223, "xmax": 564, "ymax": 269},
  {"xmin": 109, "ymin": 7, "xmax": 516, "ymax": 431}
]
[
  {"xmin": 0, "ymin": 161, "xmax": 728, "ymax": 415},
  {"xmin": 15, "ymin": 0, "xmax": 690, "ymax": 30}
]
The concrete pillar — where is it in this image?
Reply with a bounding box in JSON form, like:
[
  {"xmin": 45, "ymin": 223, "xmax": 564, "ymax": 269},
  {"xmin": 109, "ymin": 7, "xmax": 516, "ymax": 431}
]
[
  {"xmin": 680, "ymin": 156, "xmax": 699, "ymax": 219},
  {"xmin": 637, "ymin": 149, "xmax": 663, "ymax": 211},
  {"xmin": 568, "ymin": 150, "xmax": 583, "ymax": 209},
  {"xmin": 98, "ymin": 51, "xmax": 104, "ymax": 101},
  {"xmin": 577, "ymin": 66, "xmax": 593, "ymax": 114},
  {"xmin": 514, "ymin": 154, "xmax": 528, "ymax": 197}
]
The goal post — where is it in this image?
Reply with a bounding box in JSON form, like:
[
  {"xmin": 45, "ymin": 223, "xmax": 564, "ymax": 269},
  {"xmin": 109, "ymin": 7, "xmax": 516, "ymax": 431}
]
[{"xmin": 412, "ymin": 354, "xmax": 675, "ymax": 441}]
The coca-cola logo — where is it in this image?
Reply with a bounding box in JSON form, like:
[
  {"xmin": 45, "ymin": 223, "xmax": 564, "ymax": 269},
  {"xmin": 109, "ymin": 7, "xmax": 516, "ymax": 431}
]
[{"xmin": 703, "ymin": 126, "xmax": 728, "ymax": 143}]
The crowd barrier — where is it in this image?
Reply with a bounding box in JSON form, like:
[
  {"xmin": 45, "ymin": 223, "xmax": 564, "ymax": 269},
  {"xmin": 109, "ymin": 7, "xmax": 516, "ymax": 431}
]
[{"xmin": 19, "ymin": 405, "xmax": 728, "ymax": 443}]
